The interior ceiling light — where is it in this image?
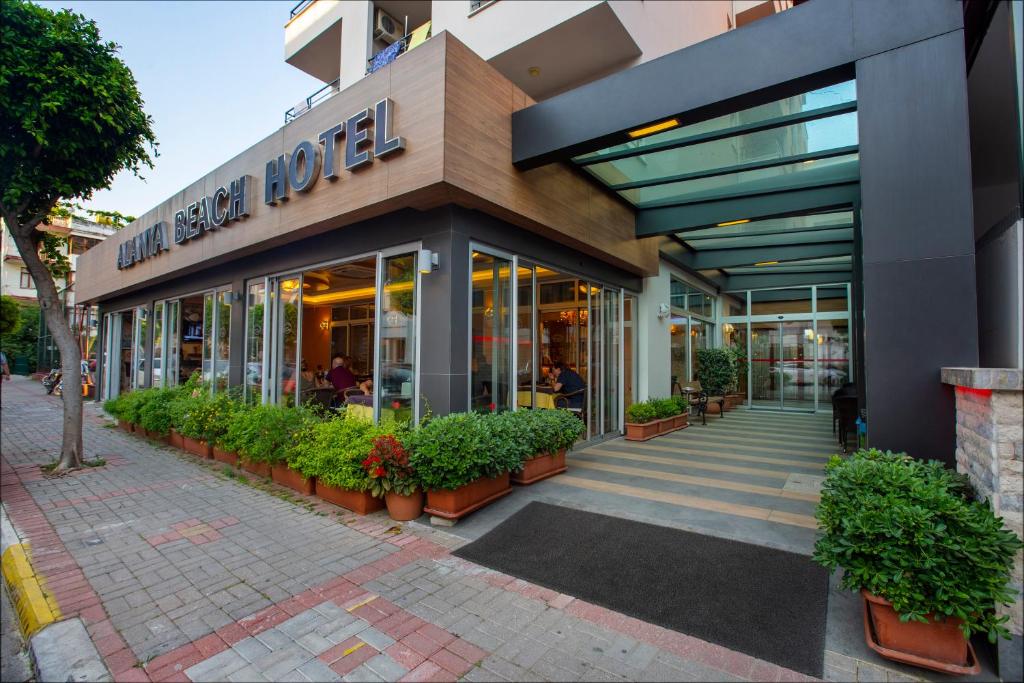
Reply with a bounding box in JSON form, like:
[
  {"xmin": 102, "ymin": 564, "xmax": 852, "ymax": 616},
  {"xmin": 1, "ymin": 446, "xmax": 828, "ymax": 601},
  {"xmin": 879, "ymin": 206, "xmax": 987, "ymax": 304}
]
[
  {"xmin": 716, "ymin": 219, "xmax": 750, "ymax": 227},
  {"xmin": 528, "ymin": 66, "xmax": 540, "ymax": 77},
  {"xmin": 627, "ymin": 118, "xmax": 679, "ymax": 139},
  {"xmin": 754, "ymin": 260, "xmax": 779, "ymax": 267}
]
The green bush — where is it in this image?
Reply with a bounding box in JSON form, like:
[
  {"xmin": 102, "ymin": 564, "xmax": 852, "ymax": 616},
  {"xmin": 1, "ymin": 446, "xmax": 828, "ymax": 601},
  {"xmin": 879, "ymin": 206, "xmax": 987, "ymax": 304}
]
[
  {"xmin": 117, "ymin": 388, "xmax": 153, "ymax": 425},
  {"xmin": 651, "ymin": 398, "xmax": 679, "ymax": 419},
  {"xmin": 519, "ymin": 408, "xmax": 585, "ymax": 454},
  {"xmin": 103, "ymin": 394, "xmax": 126, "ymax": 420},
  {"xmin": 224, "ymin": 403, "xmax": 319, "ymax": 465},
  {"xmin": 289, "ymin": 412, "xmax": 405, "ymax": 490},
  {"xmin": 626, "ymin": 401, "xmax": 657, "ymax": 424},
  {"xmin": 813, "ymin": 448, "xmax": 1024, "ymax": 641},
  {"xmin": 138, "ymin": 387, "xmax": 182, "ymax": 436},
  {"xmin": 407, "ymin": 412, "xmax": 505, "ymax": 491},
  {"xmin": 725, "ymin": 345, "xmax": 747, "ymax": 392},
  {"xmin": 176, "ymin": 390, "xmax": 240, "ymax": 444},
  {"xmin": 481, "ymin": 410, "xmax": 536, "ymax": 472},
  {"xmin": 695, "ymin": 348, "xmax": 735, "ymax": 396},
  {"xmin": 669, "ymin": 395, "xmax": 690, "ymax": 414}
]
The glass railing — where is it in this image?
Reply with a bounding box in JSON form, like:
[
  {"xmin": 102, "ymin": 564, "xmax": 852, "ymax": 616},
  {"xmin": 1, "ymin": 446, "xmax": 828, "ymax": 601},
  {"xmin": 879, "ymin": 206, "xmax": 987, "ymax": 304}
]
[
  {"xmin": 284, "ymin": 78, "xmax": 340, "ymax": 124},
  {"xmin": 289, "ymin": 0, "xmax": 315, "ymax": 20}
]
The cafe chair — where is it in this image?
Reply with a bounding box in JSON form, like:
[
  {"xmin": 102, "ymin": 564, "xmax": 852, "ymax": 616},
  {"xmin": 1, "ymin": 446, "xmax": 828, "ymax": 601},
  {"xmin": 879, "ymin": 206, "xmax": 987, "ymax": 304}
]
[{"xmin": 554, "ymin": 387, "xmax": 587, "ymax": 424}]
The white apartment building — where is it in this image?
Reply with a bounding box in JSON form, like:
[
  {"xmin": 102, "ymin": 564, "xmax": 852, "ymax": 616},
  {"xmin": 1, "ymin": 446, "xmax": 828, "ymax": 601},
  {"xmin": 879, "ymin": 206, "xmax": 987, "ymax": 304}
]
[{"xmin": 1, "ymin": 215, "xmax": 117, "ymax": 307}]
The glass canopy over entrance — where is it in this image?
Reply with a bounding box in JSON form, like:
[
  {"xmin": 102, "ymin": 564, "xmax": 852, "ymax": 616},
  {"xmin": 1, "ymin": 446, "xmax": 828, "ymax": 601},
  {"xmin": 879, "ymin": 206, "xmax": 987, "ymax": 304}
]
[{"xmin": 570, "ymin": 78, "xmax": 859, "ymax": 413}]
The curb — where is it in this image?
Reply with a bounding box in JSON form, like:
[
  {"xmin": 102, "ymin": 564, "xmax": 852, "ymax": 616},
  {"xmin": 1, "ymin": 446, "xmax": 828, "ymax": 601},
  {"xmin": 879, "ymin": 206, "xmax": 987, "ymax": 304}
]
[
  {"xmin": 0, "ymin": 504, "xmax": 59, "ymax": 636},
  {"xmin": 1, "ymin": 504, "xmax": 110, "ymax": 682}
]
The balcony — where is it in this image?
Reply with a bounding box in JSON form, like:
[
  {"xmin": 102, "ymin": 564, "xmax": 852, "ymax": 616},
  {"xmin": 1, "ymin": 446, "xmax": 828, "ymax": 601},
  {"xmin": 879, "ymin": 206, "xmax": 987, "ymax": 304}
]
[{"xmin": 285, "ymin": 78, "xmax": 340, "ymax": 124}]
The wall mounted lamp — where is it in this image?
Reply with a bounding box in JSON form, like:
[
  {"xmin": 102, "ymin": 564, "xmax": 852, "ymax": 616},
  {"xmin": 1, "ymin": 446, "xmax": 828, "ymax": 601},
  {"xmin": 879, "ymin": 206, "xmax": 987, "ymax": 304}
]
[
  {"xmin": 657, "ymin": 303, "xmax": 670, "ymax": 319},
  {"xmin": 418, "ymin": 249, "xmax": 439, "ymax": 274},
  {"xmin": 319, "ymin": 320, "xmax": 330, "ymax": 331}
]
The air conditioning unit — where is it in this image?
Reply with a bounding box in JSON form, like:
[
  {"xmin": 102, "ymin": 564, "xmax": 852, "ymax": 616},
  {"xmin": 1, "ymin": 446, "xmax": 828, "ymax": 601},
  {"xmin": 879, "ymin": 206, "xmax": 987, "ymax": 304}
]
[{"xmin": 373, "ymin": 8, "xmax": 403, "ymax": 44}]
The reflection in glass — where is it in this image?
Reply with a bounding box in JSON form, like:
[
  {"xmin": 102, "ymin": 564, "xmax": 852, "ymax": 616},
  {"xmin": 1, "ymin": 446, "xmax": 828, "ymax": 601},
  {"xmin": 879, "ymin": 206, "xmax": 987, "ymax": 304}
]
[
  {"xmin": 750, "ymin": 288, "xmax": 813, "ymax": 315},
  {"xmin": 152, "ymin": 303, "xmax": 163, "ymax": 388},
  {"xmin": 245, "ymin": 281, "xmax": 265, "ymax": 404},
  {"xmin": 670, "ymin": 316, "xmax": 687, "ymax": 390},
  {"xmin": 816, "ymin": 320, "xmax": 849, "ymax": 397},
  {"xmin": 378, "ymin": 254, "xmax": 417, "ymax": 422},
  {"xmin": 166, "ymin": 301, "xmax": 180, "ymax": 388},
  {"xmin": 516, "ymin": 264, "xmax": 534, "ymax": 408},
  {"xmin": 133, "ymin": 306, "xmax": 147, "ymax": 389},
  {"xmin": 602, "ymin": 289, "xmax": 620, "ymax": 434},
  {"xmin": 215, "ymin": 291, "xmax": 231, "ymax": 392},
  {"xmin": 471, "ymin": 252, "xmax": 512, "ymax": 412},
  {"xmin": 276, "ymin": 277, "xmax": 300, "ymax": 406},
  {"xmin": 179, "ymin": 296, "xmax": 205, "ymax": 384},
  {"xmin": 202, "ymin": 293, "xmax": 214, "ymax": 386}
]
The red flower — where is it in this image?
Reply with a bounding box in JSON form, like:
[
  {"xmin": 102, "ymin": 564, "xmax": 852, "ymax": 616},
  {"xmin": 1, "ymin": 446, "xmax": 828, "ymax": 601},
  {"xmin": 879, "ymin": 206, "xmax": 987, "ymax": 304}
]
[
  {"xmin": 375, "ymin": 466, "xmax": 386, "ymax": 477},
  {"xmin": 391, "ymin": 401, "xmax": 401, "ymax": 409},
  {"xmin": 489, "ymin": 403, "xmax": 496, "ymax": 412}
]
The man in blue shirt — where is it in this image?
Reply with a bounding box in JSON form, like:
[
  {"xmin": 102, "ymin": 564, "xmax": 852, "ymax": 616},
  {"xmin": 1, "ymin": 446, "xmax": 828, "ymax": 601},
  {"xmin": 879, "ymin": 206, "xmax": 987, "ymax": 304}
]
[{"xmin": 551, "ymin": 361, "xmax": 586, "ymax": 410}]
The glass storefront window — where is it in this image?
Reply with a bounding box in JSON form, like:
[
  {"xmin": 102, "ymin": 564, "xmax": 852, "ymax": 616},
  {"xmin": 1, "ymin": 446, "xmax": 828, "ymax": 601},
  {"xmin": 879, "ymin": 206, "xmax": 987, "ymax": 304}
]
[
  {"xmin": 152, "ymin": 303, "xmax": 163, "ymax": 387},
  {"xmin": 276, "ymin": 276, "xmax": 301, "ymax": 406},
  {"xmin": 202, "ymin": 293, "xmax": 215, "ymax": 386},
  {"xmin": 166, "ymin": 300, "xmax": 180, "ymax": 387},
  {"xmin": 378, "ymin": 254, "xmax": 417, "ymax": 422},
  {"xmin": 215, "ymin": 290, "xmax": 231, "ymax": 392},
  {"xmin": 132, "ymin": 306, "xmax": 147, "ymax": 389},
  {"xmin": 750, "ymin": 288, "xmax": 813, "ymax": 315},
  {"xmin": 245, "ymin": 281, "xmax": 266, "ymax": 403},
  {"xmin": 670, "ymin": 316, "xmax": 687, "ymax": 390},
  {"xmin": 516, "ymin": 264, "xmax": 534, "ymax": 408},
  {"xmin": 471, "ymin": 251, "xmax": 512, "ymax": 412}
]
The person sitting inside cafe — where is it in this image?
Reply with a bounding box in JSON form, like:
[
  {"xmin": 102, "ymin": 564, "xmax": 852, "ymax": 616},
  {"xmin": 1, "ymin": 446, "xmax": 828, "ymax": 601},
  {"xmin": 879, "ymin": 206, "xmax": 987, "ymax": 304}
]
[
  {"xmin": 327, "ymin": 355, "xmax": 357, "ymax": 398},
  {"xmin": 551, "ymin": 361, "xmax": 585, "ymax": 409}
]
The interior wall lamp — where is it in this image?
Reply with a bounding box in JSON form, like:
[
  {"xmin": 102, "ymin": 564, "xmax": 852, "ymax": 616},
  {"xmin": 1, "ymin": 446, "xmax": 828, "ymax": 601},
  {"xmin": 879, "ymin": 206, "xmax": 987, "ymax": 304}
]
[
  {"xmin": 319, "ymin": 320, "xmax": 330, "ymax": 331},
  {"xmin": 657, "ymin": 303, "xmax": 670, "ymax": 319},
  {"xmin": 418, "ymin": 249, "xmax": 439, "ymax": 275}
]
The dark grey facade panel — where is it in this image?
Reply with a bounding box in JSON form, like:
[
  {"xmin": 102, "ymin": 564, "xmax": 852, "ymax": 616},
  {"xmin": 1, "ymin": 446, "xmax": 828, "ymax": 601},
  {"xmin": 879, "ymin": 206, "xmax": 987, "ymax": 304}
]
[
  {"xmin": 856, "ymin": 30, "xmax": 976, "ymax": 264},
  {"xmin": 512, "ymin": 0, "xmax": 963, "ymax": 169},
  {"xmin": 862, "ymin": 255, "xmax": 978, "ymax": 466}
]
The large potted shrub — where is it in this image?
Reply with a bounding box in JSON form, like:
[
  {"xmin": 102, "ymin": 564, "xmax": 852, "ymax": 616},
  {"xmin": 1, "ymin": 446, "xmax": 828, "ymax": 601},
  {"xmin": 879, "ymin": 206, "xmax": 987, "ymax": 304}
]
[
  {"xmin": 408, "ymin": 412, "xmax": 516, "ymax": 522},
  {"xmin": 695, "ymin": 348, "xmax": 735, "ymax": 414},
  {"xmin": 814, "ymin": 449, "xmax": 1023, "ymax": 674},
  {"xmin": 118, "ymin": 388, "xmax": 151, "ymax": 433},
  {"xmin": 103, "ymin": 395, "xmax": 129, "ymax": 432},
  {"xmin": 725, "ymin": 345, "xmax": 747, "ymax": 409},
  {"xmin": 669, "ymin": 395, "xmax": 689, "ymax": 430},
  {"xmin": 625, "ymin": 401, "xmax": 659, "ymax": 441},
  {"xmin": 511, "ymin": 409, "xmax": 584, "ymax": 485},
  {"xmin": 176, "ymin": 390, "xmax": 214, "ymax": 458},
  {"xmin": 364, "ymin": 434, "xmax": 423, "ymax": 521},
  {"xmin": 651, "ymin": 398, "xmax": 680, "ymax": 435},
  {"xmin": 207, "ymin": 394, "xmax": 242, "ymax": 466},
  {"xmin": 289, "ymin": 412, "xmax": 395, "ymax": 514},
  {"xmin": 138, "ymin": 387, "xmax": 180, "ymax": 443}
]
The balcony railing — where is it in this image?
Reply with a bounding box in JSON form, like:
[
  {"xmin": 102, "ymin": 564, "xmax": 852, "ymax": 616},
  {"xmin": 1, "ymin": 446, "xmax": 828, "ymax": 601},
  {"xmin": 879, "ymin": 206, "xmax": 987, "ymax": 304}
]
[
  {"xmin": 284, "ymin": 78, "xmax": 340, "ymax": 124},
  {"xmin": 365, "ymin": 24, "xmax": 432, "ymax": 76},
  {"xmin": 289, "ymin": 0, "xmax": 315, "ymax": 20}
]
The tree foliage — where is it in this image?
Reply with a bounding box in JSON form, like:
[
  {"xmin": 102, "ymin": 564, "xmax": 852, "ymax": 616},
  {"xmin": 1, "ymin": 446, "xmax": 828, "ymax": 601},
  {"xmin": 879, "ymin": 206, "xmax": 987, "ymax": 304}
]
[
  {"xmin": 0, "ymin": 301, "xmax": 39, "ymax": 373},
  {"xmin": 0, "ymin": 0, "xmax": 157, "ymax": 228},
  {"xmin": 0, "ymin": 295, "xmax": 22, "ymax": 336}
]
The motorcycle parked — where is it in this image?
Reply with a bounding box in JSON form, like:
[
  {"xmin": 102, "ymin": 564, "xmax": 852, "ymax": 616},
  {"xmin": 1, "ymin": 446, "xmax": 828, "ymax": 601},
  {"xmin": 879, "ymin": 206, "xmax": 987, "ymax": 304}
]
[{"xmin": 42, "ymin": 368, "xmax": 61, "ymax": 395}]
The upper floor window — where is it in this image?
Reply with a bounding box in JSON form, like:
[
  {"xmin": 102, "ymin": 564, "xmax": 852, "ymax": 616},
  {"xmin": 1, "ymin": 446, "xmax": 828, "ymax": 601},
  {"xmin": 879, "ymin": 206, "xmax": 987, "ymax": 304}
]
[
  {"xmin": 19, "ymin": 268, "xmax": 33, "ymax": 289},
  {"xmin": 469, "ymin": 1, "xmax": 497, "ymax": 15}
]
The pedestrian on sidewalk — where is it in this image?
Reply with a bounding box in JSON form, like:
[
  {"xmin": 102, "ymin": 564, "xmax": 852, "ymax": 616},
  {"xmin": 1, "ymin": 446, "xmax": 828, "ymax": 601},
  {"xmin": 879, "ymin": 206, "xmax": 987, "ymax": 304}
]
[{"xmin": 0, "ymin": 351, "xmax": 11, "ymax": 380}]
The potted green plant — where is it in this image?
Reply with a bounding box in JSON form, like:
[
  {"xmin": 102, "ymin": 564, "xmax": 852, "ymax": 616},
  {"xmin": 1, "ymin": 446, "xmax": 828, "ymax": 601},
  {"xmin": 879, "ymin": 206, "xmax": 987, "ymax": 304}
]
[
  {"xmin": 625, "ymin": 401, "xmax": 659, "ymax": 441},
  {"xmin": 176, "ymin": 389, "xmax": 215, "ymax": 458},
  {"xmin": 407, "ymin": 412, "xmax": 516, "ymax": 522},
  {"xmin": 136, "ymin": 388, "xmax": 176, "ymax": 442},
  {"xmin": 103, "ymin": 394, "xmax": 129, "ymax": 432},
  {"xmin": 725, "ymin": 345, "xmax": 747, "ymax": 409},
  {"xmin": 510, "ymin": 409, "xmax": 584, "ymax": 485},
  {"xmin": 651, "ymin": 397, "xmax": 680, "ymax": 435},
  {"xmin": 364, "ymin": 434, "xmax": 423, "ymax": 520},
  {"xmin": 289, "ymin": 411, "xmax": 395, "ymax": 514},
  {"xmin": 207, "ymin": 394, "xmax": 242, "ymax": 466},
  {"xmin": 669, "ymin": 395, "xmax": 690, "ymax": 430},
  {"xmin": 813, "ymin": 449, "xmax": 1023, "ymax": 674},
  {"xmin": 117, "ymin": 388, "xmax": 151, "ymax": 433},
  {"xmin": 695, "ymin": 348, "xmax": 734, "ymax": 414}
]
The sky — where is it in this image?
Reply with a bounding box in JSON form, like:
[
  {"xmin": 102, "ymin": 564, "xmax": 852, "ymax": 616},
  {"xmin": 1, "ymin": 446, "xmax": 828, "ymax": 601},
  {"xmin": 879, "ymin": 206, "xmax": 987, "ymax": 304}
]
[{"xmin": 37, "ymin": 0, "xmax": 323, "ymax": 218}]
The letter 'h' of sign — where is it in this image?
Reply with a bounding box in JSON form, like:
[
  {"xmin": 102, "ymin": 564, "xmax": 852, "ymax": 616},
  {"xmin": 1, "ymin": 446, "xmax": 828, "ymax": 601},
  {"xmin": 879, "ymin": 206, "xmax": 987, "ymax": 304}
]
[{"xmin": 265, "ymin": 97, "xmax": 404, "ymax": 206}]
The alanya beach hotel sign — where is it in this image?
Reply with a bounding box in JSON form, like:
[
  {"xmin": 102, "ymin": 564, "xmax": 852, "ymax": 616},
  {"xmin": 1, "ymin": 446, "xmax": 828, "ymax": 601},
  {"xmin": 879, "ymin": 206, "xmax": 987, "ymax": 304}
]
[{"xmin": 116, "ymin": 98, "xmax": 405, "ymax": 269}]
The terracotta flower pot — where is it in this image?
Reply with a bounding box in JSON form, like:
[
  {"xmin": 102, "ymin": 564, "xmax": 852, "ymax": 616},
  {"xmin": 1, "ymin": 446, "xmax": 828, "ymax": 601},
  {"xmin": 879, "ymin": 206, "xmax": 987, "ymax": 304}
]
[
  {"xmin": 385, "ymin": 491, "xmax": 425, "ymax": 521},
  {"xmin": 211, "ymin": 447, "xmax": 238, "ymax": 467},
  {"xmin": 271, "ymin": 464, "xmax": 315, "ymax": 496},
  {"xmin": 424, "ymin": 472, "xmax": 512, "ymax": 521},
  {"xmin": 727, "ymin": 393, "xmax": 744, "ymax": 410},
  {"xmin": 511, "ymin": 449, "xmax": 567, "ymax": 485},
  {"xmin": 656, "ymin": 417, "xmax": 677, "ymax": 435},
  {"xmin": 240, "ymin": 459, "xmax": 271, "ymax": 478},
  {"xmin": 168, "ymin": 429, "xmax": 185, "ymax": 450},
  {"xmin": 861, "ymin": 590, "xmax": 979, "ymax": 674},
  {"xmin": 705, "ymin": 401, "xmax": 723, "ymax": 415},
  {"xmin": 316, "ymin": 483, "xmax": 384, "ymax": 515},
  {"xmin": 117, "ymin": 420, "xmax": 131, "ymax": 433},
  {"xmin": 625, "ymin": 421, "xmax": 659, "ymax": 441},
  {"xmin": 672, "ymin": 413, "xmax": 689, "ymax": 430},
  {"xmin": 182, "ymin": 436, "xmax": 212, "ymax": 459}
]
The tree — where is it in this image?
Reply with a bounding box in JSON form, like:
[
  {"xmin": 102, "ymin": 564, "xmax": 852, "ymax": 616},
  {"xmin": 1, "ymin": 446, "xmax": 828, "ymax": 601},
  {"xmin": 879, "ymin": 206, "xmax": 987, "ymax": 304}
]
[
  {"xmin": 0, "ymin": 295, "xmax": 22, "ymax": 336},
  {"xmin": 0, "ymin": 0, "xmax": 157, "ymax": 470}
]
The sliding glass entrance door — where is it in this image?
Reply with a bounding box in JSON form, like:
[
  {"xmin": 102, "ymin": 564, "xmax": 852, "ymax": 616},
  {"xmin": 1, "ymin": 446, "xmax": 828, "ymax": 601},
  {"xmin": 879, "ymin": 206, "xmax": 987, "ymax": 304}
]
[{"xmin": 750, "ymin": 321, "xmax": 816, "ymax": 411}]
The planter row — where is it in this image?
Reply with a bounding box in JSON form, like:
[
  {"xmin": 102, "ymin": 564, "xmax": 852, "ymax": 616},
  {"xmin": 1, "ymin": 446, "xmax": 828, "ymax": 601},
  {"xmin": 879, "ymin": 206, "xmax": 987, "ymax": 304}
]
[
  {"xmin": 624, "ymin": 413, "xmax": 689, "ymax": 442},
  {"xmin": 118, "ymin": 423, "xmax": 567, "ymax": 523}
]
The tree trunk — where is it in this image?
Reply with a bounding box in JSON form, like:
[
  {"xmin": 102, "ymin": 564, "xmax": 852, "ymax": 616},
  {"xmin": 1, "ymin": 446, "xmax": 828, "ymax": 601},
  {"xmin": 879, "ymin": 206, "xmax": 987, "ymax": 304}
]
[{"xmin": 8, "ymin": 227, "xmax": 84, "ymax": 470}]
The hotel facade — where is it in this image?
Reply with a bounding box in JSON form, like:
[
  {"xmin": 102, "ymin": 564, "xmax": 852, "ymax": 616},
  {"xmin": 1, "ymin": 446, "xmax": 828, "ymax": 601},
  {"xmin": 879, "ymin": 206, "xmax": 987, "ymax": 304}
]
[{"xmin": 77, "ymin": 0, "xmax": 1022, "ymax": 464}]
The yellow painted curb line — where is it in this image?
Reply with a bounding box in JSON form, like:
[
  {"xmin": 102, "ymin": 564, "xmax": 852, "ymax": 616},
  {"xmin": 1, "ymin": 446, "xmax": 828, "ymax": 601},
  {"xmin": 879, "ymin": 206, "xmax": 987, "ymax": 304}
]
[{"xmin": 1, "ymin": 543, "xmax": 60, "ymax": 636}]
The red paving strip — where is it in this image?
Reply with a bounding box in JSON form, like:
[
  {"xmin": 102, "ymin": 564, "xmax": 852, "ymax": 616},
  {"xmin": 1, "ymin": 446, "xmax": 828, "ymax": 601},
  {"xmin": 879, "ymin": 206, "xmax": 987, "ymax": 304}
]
[
  {"xmin": 459, "ymin": 557, "xmax": 816, "ymax": 682},
  {"xmin": 44, "ymin": 477, "xmax": 207, "ymax": 510},
  {"xmin": 145, "ymin": 517, "xmax": 238, "ymax": 547},
  {"xmin": 1, "ymin": 454, "xmax": 153, "ymax": 681}
]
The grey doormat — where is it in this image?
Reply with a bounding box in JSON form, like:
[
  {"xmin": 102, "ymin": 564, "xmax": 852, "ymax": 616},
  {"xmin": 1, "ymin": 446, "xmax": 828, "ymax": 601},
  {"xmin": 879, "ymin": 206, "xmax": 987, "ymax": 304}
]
[{"xmin": 453, "ymin": 501, "xmax": 828, "ymax": 676}]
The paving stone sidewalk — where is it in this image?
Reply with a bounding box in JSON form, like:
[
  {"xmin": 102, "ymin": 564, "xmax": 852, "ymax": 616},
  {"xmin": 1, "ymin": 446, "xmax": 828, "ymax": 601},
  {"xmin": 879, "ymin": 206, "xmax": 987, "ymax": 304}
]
[{"xmin": 0, "ymin": 376, "xmax": 814, "ymax": 682}]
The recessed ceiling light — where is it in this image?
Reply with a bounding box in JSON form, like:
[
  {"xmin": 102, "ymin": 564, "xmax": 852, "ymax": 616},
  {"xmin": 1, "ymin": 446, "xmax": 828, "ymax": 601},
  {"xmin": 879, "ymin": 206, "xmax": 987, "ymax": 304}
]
[
  {"xmin": 716, "ymin": 219, "xmax": 750, "ymax": 227},
  {"xmin": 627, "ymin": 119, "xmax": 679, "ymax": 139},
  {"xmin": 528, "ymin": 66, "xmax": 540, "ymax": 77},
  {"xmin": 754, "ymin": 260, "xmax": 779, "ymax": 266}
]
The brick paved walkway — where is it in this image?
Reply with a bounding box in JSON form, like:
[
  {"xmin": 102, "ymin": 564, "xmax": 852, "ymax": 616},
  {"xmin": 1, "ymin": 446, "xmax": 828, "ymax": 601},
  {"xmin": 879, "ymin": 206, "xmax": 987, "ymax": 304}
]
[{"xmin": 0, "ymin": 377, "xmax": 815, "ymax": 682}]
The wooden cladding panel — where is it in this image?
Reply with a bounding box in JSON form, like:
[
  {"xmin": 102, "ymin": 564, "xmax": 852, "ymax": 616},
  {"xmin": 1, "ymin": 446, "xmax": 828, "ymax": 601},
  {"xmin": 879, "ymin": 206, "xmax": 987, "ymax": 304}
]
[{"xmin": 441, "ymin": 35, "xmax": 657, "ymax": 276}]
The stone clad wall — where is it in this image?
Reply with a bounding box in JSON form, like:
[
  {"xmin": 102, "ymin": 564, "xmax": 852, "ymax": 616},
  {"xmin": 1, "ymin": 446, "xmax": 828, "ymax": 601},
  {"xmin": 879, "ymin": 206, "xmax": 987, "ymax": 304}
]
[{"xmin": 942, "ymin": 367, "xmax": 1023, "ymax": 639}]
